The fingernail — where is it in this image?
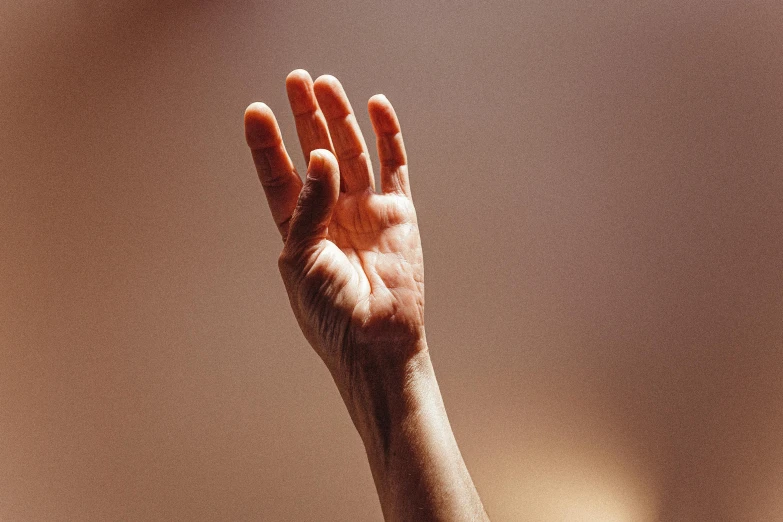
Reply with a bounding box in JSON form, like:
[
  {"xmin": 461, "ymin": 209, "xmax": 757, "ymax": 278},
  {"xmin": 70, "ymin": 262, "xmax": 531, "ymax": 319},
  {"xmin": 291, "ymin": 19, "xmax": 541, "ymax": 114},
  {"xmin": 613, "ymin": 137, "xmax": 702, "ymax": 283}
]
[{"xmin": 308, "ymin": 150, "xmax": 324, "ymax": 177}]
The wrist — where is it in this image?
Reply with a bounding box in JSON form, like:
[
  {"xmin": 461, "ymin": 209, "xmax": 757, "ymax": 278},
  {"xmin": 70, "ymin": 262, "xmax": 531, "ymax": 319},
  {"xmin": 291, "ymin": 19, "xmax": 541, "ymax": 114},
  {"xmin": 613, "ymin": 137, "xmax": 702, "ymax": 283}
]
[
  {"xmin": 335, "ymin": 339, "xmax": 434, "ymax": 454},
  {"xmin": 336, "ymin": 342, "xmax": 488, "ymax": 521}
]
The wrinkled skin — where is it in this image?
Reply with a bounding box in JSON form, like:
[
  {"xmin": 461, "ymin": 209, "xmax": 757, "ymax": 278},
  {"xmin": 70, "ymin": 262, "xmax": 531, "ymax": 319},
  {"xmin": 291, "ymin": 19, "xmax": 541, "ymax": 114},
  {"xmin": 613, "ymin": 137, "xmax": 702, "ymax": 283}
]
[
  {"xmin": 245, "ymin": 71, "xmax": 488, "ymax": 522},
  {"xmin": 280, "ymin": 187, "xmax": 425, "ymax": 382},
  {"xmin": 244, "ymin": 70, "xmax": 426, "ymax": 392}
]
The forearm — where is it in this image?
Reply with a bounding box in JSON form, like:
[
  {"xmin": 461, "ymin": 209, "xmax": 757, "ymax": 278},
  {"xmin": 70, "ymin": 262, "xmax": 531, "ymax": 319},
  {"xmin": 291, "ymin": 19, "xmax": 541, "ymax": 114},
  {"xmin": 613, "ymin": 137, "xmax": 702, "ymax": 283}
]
[
  {"xmin": 337, "ymin": 344, "xmax": 489, "ymax": 522},
  {"xmin": 247, "ymin": 70, "xmax": 483, "ymax": 520}
]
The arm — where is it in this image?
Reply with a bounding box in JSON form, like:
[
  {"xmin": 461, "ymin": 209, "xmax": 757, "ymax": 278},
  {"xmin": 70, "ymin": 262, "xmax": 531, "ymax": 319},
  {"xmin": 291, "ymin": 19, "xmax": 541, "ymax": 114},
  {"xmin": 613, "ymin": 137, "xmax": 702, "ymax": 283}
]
[{"xmin": 244, "ymin": 69, "xmax": 488, "ymax": 521}]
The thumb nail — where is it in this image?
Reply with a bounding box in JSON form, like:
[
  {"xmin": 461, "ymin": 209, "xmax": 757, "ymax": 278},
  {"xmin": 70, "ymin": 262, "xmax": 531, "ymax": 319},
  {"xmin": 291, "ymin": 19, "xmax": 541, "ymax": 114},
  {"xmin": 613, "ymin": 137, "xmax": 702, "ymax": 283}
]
[{"xmin": 308, "ymin": 150, "xmax": 325, "ymax": 177}]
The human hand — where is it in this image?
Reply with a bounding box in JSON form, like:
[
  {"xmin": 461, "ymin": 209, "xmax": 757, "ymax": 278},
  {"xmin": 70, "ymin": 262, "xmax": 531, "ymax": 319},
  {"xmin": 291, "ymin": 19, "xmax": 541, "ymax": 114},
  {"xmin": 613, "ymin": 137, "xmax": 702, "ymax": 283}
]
[
  {"xmin": 244, "ymin": 70, "xmax": 487, "ymax": 521},
  {"xmin": 244, "ymin": 70, "xmax": 426, "ymax": 405}
]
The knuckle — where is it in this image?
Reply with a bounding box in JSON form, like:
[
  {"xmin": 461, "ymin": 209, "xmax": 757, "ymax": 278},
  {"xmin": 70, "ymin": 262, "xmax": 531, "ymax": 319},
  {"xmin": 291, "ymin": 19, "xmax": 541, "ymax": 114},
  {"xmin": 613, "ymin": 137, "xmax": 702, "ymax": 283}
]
[{"xmin": 260, "ymin": 171, "xmax": 292, "ymax": 189}]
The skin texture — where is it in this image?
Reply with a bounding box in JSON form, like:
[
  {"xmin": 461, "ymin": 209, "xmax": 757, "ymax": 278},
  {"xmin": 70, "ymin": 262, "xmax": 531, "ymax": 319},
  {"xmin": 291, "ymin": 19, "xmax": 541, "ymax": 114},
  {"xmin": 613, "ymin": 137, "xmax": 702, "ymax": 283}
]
[{"xmin": 244, "ymin": 70, "xmax": 488, "ymax": 521}]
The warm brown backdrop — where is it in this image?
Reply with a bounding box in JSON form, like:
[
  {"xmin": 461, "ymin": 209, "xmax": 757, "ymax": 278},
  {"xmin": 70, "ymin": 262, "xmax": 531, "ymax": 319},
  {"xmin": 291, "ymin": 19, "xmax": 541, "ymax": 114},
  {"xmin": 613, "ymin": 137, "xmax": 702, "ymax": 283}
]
[{"xmin": 2, "ymin": 1, "xmax": 783, "ymax": 520}]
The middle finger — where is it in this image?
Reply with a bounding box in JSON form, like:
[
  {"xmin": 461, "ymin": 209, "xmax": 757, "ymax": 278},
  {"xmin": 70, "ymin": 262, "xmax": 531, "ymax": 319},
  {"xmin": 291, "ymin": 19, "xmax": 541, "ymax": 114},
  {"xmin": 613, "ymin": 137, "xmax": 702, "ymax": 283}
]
[
  {"xmin": 286, "ymin": 69, "xmax": 335, "ymax": 165},
  {"xmin": 313, "ymin": 74, "xmax": 375, "ymax": 194}
]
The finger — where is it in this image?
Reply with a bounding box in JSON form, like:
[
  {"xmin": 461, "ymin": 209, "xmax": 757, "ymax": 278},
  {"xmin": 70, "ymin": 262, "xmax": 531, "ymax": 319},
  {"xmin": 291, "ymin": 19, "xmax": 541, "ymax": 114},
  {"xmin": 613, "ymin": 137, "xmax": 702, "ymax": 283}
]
[
  {"xmin": 313, "ymin": 75, "xmax": 375, "ymax": 194},
  {"xmin": 286, "ymin": 69, "xmax": 335, "ymax": 164},
  {"xmin": 287, "ymin": 149, "xmax": 340, "ymax": 246},
  {"xmin": 244, "ymin": 102, "xmax": 303, "ymax": 241},
  {"xmin": 368, "ymin": 94, "xmax": 411, "ymax": 197}
]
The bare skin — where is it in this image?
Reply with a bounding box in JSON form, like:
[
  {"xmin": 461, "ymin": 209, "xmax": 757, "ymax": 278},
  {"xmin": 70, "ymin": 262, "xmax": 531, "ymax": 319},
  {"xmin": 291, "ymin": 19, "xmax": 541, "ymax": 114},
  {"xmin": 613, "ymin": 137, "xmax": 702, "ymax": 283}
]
[{"xmin": 244, "ymin": 70, "xmax": 488, "ymax": 521}]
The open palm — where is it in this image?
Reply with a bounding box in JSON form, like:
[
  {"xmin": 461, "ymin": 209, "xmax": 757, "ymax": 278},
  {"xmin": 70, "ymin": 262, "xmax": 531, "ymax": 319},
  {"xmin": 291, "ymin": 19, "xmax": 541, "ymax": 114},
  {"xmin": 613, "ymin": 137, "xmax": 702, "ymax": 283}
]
[{"xmin": 244, "ymin": 71, "xmax": 425, "ymax": 384}]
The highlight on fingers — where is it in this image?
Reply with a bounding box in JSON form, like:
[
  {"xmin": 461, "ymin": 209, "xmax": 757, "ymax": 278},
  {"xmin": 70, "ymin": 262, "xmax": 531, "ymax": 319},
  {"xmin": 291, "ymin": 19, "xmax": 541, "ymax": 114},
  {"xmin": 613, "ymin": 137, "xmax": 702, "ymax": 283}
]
[
  {"xmin": 244, "ymin": 101, "xmax": 303, "ymax": 241},
  {"xmin": 368, "ymin": 94, "xmax": 411, "ymax": 197},
  {"xmin": 286, "ymin": 69, "xmax": 334, "ymax": 163},
  {"xmin": 286, "ymin": 69, "xmax": 315, "ymax": 102},
  {"xmin": 313, "ymin": 74, "xmax": 376, "ymax": 194},
  {"xmin": 312, "ymin": 75, "xmax": 351, "ymax": 117},
  {"xmin": 244, "ymin": 102, "xmax": 282, "ymax": 149}
]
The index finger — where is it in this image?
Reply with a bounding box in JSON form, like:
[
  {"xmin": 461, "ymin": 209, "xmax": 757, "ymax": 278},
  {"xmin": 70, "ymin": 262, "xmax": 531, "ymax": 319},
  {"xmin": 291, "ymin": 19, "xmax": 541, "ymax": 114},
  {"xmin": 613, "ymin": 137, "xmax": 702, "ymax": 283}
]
[{"xmin": 244, "ymin": 102, "xmax": 303, "ymax": 241}]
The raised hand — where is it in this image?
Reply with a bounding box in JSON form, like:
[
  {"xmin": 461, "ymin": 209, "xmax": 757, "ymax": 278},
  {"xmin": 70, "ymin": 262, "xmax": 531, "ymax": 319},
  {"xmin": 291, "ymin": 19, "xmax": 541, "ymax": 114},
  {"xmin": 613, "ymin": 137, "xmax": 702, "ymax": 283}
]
[
  {"xmin": 244, "ymin": 70, "xmax": 487, "ymax": 521},
  {"xmin": 244, "ymin": 71, "xmax": 425, "ymax": 395}
]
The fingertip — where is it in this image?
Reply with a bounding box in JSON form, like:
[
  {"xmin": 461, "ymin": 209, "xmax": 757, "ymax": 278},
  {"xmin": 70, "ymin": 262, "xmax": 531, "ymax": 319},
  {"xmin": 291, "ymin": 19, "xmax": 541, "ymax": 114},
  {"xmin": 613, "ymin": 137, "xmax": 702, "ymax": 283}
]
[
  {"xmin": 307, "ymin": 149, "xmax": 340, "ymax": 195},
  {"xmin": 308, "ymin": 148, "xmax": 337, "ymax": 173},
  {"xmin": 313, "ymin": 74, "xmax": 340, "ymax": 91},
  {"xmin": 368, "ymin": 93, "xmax": 390, "ymax": 108},
  {"xmin": 313, "ymin": 75, "xmax": 344, "ymax": 100},
  {"xmin": 289, "ymin": 148, "xmax": 339, "ymax": 243},
  {"xmin": 286, "ymin": 69, "xmax": 312, "ymax": 84},
  {"xmin": 244, "ymin": 101, "xmax": 268, "ymax": 121},
  {"xmin": 308, "ymin": 148, "xmax": 324, "ymax": 172},
  {"xmin": 368, "ymin": 94, "xmax": 391, "ymax": 118},
  {"xmin": 286, "ymin": 70, "xmax": 314, "ymax": 99},
  {"xmin": 286, "ymin": 70, "xmax": 318, "ymax": 113},
  {"xmin": 313, "ymin": 75, "xmax": 350, "ymax": 115},
  {"xmin": 244, "ymin": 102, "xmax": 280, "ymax": 149},
  {"xmin": 368, "ymin": 95, "xmax": 399, "ymax": 134},
  {"xmin": 305, "ymin": 149, "xmax": 340, "ymax": 206}
]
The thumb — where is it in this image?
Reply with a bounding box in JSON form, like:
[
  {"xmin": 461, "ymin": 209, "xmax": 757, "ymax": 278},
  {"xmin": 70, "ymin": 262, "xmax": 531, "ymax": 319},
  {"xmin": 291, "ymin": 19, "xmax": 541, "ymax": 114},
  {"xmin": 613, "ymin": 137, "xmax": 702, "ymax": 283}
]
[{"xmin": 286, "ymin": 149, "xmax": 340, "ymax": 245}]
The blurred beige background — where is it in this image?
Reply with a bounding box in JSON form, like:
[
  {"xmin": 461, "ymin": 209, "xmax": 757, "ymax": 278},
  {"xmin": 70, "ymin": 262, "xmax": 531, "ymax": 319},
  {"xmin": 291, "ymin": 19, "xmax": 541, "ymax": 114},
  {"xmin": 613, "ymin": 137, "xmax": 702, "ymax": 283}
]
[{"xmin": 2, "ymin": 1, "xmax": 783, "ymax": 520}]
